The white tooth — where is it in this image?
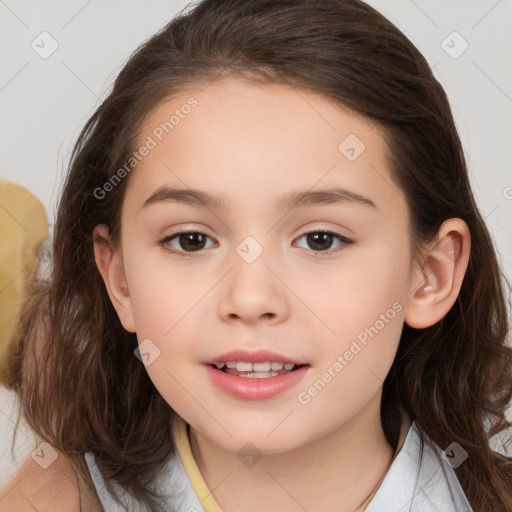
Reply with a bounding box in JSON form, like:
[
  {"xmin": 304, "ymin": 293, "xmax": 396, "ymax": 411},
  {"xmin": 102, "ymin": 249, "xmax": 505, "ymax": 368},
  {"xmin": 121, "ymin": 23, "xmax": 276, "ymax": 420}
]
[
  {"xmin": 270, "ymin": 362, "xmax": 284, "ymax": 370},
  {"xmin": 236, "ymin": 361, "xmax": 253, "ymax": 372},
  {"xmin": 253, "ymin": 362, "xmax": 271, "ymax": 371},
  {"xmin": 247, "ymin": 371, "xmax": 272, "ymax": 378},
  {"xmin": 226, "ymin": 361, "xmax": 237, "ymax": 368},
  {"xmin": 215, "ymin": 362, "xmax": 225, "ymax": 369},
  {"xmin": 284, "ymin": 363, "xmax": 295, "ymax": 370}
]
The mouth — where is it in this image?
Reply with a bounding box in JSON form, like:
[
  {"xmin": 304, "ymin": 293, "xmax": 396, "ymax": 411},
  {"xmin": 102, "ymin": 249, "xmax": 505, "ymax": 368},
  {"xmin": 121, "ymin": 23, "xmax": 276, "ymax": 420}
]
[
  {"xmin": 209, "ymin": 361, "xmax": 309, "ymax": 379},
  {"xmin": 204, "ymin": 349, "xmax": 311, "ymax": 399},
  {"xmin": 205, "ymin": 360, "xmax": 311, "ymax": 400}
]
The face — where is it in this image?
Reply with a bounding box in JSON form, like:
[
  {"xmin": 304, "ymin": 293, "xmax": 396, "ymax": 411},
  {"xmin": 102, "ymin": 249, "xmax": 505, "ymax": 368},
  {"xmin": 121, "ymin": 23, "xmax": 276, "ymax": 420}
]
[{"xmin": 111, "ymin": 77, "xmax": 417, "ymax": 454}]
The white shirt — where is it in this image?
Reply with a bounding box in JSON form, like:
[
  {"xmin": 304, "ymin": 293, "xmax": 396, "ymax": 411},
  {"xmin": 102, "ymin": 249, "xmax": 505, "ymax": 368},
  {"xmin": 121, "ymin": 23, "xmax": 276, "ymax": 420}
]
[{"xmin": 85, "ymin": 418, "xmax": 474, "ymax": 511}]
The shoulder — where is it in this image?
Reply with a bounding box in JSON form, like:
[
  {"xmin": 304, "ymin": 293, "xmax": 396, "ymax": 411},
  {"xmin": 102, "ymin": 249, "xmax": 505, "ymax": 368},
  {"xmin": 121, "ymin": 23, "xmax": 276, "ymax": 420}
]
[
  {"xmin": 365, "ymin": 421, "xmax": 474, "ymax": 511},
  {"xmin": 0, "ymin": 384, "xmax": 101, "ymax": 512},
  {"xmin": 84, "ymin": 439, "xmax": 204, "ymax": 512},
  {"xmin": 0, "ymin": 447, "xmax": 81, "ymax": 512},
  {"xmin": 0, "ymin": 386, "xmax": 80, "ymax": 511},
  {"xmin": 412, "ymin": 423, "xmax": 473, "ymax": 511}
]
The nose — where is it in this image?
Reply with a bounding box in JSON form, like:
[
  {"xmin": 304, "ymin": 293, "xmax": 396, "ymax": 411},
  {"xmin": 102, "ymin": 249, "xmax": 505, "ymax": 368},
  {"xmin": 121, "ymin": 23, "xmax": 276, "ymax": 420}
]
[{"xmin": 217, "ymin": 251, "xmax": 289, "ymax": 325}]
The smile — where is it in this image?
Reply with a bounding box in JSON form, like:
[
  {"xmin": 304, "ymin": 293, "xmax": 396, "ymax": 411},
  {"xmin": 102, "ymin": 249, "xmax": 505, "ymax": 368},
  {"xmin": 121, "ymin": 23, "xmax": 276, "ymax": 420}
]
[
  {"xmin": 212, "ymin": 361, "xmax": 304, "ymax": 378},
  {"xmin": 205, "ymin": 362, "xmax": 311, "ymax": 400}
]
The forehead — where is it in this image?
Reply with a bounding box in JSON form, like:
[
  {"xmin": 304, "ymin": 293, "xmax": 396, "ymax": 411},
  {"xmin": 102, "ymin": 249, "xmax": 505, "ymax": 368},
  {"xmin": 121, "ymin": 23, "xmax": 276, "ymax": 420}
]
[{"xmin": 126, "ymin": 77, "xmax": 405, "ymax": 216}]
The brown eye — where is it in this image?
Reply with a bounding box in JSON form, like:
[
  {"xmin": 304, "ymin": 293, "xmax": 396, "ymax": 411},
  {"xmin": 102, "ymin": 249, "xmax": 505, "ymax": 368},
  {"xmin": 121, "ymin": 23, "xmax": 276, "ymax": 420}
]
[
  {"xmin": 306, "ymin": 232, "xmax": 334, "ymax": 251},
  {"xmin": 160, "ymin": 231, "xmax": 215, "ymax": 253},
  {"xmin": 295, "ymin": 231, "xmax": 352, "ymax": 253},
  {"xmin": 178, "ymin": 233, "xmax": 207, "ymax": 251}
]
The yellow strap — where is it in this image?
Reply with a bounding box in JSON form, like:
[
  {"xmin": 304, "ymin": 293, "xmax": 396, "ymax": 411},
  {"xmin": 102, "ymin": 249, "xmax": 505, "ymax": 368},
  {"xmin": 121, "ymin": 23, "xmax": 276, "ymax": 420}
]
[
  {"xmin": 173, "ymin": 416, "xmax": 224, "ymax": 512},
  {"xmin": 174, "ymin": 415, "xmax": 410, "ymax": 512}
]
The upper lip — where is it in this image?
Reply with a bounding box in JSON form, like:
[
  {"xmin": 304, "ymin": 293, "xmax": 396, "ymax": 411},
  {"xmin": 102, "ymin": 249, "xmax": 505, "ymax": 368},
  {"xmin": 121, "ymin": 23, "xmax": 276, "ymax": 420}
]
[{"xmin": 205, "ymin": 349, "xmax": 308, "ymax": 365}]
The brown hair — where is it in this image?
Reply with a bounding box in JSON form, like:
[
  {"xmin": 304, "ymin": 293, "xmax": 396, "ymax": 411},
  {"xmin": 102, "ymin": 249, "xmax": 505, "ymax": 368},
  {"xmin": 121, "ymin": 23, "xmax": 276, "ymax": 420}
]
[{"xmin": 9, "ymin": 0, "xmax": 512, "ymax": 510}]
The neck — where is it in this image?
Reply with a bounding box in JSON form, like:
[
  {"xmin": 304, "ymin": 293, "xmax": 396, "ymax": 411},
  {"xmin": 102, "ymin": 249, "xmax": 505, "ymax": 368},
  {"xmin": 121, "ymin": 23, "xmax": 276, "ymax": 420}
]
[{"xmin": 189, "ymin": 390, "xmax": 395, "ymax": 512}]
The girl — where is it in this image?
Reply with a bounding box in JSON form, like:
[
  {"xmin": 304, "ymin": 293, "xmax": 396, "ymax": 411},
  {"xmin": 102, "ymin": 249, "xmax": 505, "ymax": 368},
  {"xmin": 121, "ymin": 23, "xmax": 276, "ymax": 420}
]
[{"xmin": 5, "ymin": 0, "xmax": 512, "ymax": 510}]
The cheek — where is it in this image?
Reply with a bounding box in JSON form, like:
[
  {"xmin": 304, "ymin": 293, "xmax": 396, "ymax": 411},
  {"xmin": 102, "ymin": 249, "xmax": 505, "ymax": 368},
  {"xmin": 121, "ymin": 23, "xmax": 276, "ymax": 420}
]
[
  {"xmin": 296, "ymin": 301, "xmax": 403, "ymax": 435},
  {"xmin": 124, "ymin": 255, "xmax": 210, "ymax": 412},
  {"xmin": 307, "ymin": 241, "xmax": 409, "ymax": 349},
  {"xmin": 123, "ymin": 236, "xmax": 210, "ymax": 339},
  {"xmin": 295, "ymin": 241, "xmax": 409, "ymax": 412},
  {"xmin": 121, "ymin": 241, "xmax": 223, "ymax": 396}
]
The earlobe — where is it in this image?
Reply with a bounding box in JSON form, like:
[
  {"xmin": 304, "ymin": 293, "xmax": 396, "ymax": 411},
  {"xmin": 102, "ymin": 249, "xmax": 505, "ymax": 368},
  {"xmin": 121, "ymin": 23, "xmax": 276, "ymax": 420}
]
[
  {"xmin": 404, "ymin": 219, "xmax": 470, "ymax": 329},
  {"xmin": 93, "ymin": 224, "xmax": 136, "ymax": 333}
]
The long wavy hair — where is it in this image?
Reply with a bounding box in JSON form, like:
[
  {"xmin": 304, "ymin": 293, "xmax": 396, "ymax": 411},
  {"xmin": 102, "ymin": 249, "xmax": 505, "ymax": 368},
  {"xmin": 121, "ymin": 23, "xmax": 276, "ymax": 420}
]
[{"xmin": 9, "ymin": 0, "xmax": 512, "ymax": 510}]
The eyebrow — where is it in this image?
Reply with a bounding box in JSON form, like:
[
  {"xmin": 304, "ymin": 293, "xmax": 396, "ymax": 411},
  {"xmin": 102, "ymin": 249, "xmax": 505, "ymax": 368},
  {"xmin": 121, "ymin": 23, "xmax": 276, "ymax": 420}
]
[{"xmin": 139, "ymin": 185, "xmax": 377, "ymax": 212}]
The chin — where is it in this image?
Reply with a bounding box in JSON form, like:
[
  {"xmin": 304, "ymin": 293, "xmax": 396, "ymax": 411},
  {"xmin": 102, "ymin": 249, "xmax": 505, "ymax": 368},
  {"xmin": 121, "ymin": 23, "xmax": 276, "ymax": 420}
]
[{"xmin": 214, "ymin": 421, "xmax": 309, "ymax": 455}]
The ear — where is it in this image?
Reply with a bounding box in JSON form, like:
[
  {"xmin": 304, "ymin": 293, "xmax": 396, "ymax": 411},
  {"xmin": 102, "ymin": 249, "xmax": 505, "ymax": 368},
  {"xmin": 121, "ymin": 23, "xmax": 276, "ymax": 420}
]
[
  {"xmin": 93, "ymin": 224, "xmax": 136, "ymax": 333},
  {"xmin": 404, "ymin": 218, "xmax": 471, "ymax": 329}
]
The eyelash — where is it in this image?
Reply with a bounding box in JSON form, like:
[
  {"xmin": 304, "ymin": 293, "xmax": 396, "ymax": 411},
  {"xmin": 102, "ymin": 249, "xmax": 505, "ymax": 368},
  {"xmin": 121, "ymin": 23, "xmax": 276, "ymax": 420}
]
[{"xmin": 158, "ymin": 229, "xmax": 353, "ymax": 256}]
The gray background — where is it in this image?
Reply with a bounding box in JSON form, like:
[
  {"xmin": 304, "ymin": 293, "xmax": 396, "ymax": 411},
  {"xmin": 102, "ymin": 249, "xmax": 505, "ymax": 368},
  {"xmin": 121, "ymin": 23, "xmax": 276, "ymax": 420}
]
[{"xmin": 1, "ymin": 0, "xmax": 511, "ymax": 278}]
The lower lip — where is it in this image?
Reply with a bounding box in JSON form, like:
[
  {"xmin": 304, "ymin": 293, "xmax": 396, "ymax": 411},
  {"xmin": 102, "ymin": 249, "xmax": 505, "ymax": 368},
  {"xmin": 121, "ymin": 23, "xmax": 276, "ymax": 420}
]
[{"xmin": 205, "ymin": 364, "xmax": 310, "ymax": 401}]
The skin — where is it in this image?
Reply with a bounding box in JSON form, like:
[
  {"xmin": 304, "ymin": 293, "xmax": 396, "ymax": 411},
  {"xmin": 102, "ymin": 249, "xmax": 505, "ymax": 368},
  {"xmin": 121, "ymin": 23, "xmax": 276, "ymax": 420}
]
[
  {"xmin": 0, "ymin": 434, "xmax": 82, "ymax": 512},
  {"xmin": 1, "ymin": 309, "xmax": 102, "ymax": 511},
  {"xmin": 93, "ymin": 77, "xmax": 470, "ymax": 511}
]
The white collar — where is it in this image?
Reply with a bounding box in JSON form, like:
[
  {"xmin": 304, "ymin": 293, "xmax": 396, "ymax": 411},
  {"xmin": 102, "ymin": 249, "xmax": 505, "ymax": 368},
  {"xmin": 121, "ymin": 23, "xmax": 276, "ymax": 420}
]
[
  {"xmin": 365, "ymin": 421, "xmax": 473, "ymax": 511},
  {"xmin": 85, "ymin": 419, "xmax": 474, "ymax": 511}
]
